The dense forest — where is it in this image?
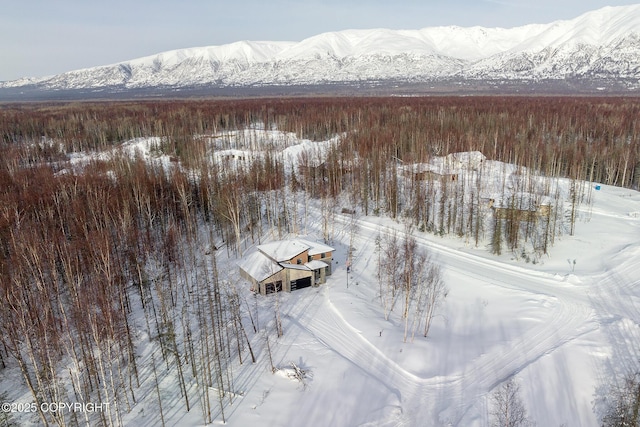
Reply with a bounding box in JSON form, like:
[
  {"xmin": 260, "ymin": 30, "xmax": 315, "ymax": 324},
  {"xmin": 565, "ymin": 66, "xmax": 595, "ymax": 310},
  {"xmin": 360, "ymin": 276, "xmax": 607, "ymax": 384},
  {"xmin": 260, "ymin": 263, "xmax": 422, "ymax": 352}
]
[{"xmin": 0, "ymin": 97, "xmax": 639, "ymax": 426}]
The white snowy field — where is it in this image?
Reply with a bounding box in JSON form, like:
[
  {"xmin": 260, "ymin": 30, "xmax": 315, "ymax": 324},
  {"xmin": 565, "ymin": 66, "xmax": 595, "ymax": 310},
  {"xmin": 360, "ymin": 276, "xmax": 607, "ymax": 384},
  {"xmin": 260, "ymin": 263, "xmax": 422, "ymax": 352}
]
[{"xmin": 170, "ymin": 182, "xmax": 639, "ymax": 426}]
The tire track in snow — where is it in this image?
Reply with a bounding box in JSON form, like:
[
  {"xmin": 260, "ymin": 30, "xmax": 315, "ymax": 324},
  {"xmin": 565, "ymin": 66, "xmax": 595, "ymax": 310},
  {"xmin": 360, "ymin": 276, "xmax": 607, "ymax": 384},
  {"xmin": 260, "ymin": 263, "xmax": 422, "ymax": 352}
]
[
  {"xmin": 296, "ymin": 279, "xmax": 596, "ymax": 426},
  {"xmin": 296, "ymin": 295, "xmax": 435, "ymax": 426},
  {"xmin": 303, "ymin": 209, "xmax": 602, "ymax": 425}
]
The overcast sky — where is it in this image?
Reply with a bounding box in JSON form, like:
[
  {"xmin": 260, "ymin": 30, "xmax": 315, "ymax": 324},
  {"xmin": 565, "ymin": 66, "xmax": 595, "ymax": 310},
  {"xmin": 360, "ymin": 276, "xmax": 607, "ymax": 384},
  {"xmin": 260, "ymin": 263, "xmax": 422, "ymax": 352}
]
[{"xmin": 1, "ymin": 0, "xmax": 638, "ymax": 81}]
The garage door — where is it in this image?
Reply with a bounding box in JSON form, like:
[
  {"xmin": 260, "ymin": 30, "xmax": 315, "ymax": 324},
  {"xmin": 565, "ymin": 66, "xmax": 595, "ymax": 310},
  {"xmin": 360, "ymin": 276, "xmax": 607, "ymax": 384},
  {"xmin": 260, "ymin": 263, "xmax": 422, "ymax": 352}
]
[{"xmin": 290, "ymin": 276, "xmax": 312, "ymax": 291}]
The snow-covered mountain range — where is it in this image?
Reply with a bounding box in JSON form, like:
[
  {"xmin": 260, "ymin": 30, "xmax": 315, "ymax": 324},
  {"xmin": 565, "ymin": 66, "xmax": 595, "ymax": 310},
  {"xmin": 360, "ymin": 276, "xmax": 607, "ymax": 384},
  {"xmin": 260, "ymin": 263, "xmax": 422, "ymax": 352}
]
[{"xmin": 2, "ymin": 5, "xmax": 640, "ymax": 96}]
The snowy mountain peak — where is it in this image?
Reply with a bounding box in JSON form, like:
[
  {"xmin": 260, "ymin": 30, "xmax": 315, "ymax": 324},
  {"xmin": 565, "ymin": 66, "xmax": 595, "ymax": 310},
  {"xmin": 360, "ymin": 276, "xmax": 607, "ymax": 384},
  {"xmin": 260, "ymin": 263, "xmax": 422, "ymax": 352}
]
[
  {"xmin": 2, "ymin": 5, "xmax": 640, "ymax": 96},
  {"xmin": 128, "ymin": 40, "xmax": 294, "ymax": 68}
]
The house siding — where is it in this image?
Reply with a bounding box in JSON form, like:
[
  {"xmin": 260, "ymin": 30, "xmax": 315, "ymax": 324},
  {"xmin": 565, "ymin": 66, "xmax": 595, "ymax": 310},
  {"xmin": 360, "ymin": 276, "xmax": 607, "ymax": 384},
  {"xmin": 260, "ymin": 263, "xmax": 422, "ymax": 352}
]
[
  {"xmin": 320, "ymin": 255, "xmax": 333, "ymax": 275},
  {"xmin": 309, "ymin": 253, "xmax": 333, "ymax": 274},
  {"xmin": 260, "ymin": 269, "xmax": 288, "ymax": 294},
  {"xmin": 287, "ymin": 249, "xmax": 309, "ymax": 265}
]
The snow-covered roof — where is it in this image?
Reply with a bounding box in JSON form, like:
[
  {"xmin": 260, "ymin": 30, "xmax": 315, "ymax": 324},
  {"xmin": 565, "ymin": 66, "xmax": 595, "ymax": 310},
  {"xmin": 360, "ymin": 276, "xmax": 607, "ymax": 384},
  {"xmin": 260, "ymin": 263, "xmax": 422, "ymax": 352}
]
[
  {"xmin": 280, "ymin": 263, "xmax": 311, "ymax": 271},
  {"xmin": 490, "ymin": 193, "xmax": 552, "ymax": 211},
  {"xmin": 430, "ymin": 159, "xmax": 460, "ymax": 174},
  {"xmin": 401, "ymin": 151, "xmax": 487, "ymax": 177},
  {"xmin": 239, "ymin": 254, "xmax": 329, "ymax": 283},
  {"xmin": 258, "ymin": 239, "xmax": 335, "ymax": 262},
  {"xmin": 400, "ymin": 161, "xmax": 457, "ymax": 176},
  {"xmin": 400, "ymin": 163, "xmax": 434, "ymax": 173},
  {"xmin": 296, "ymin": 239, "xmax": 335, "ymax": 256},
  {"xmin": 258, "ymin": 240, "xmax": 310, "ymax": 262},
  {"xmin": 238, "ymin": 251, "xmax": 283, "ymax": 282},
  {"xmin": 305, "ymin": 260, "xmax": 329, "ymax": 270},
  {"xmin": 445, "ymin": 151, "xmax": 486, "ymax": 166},
  {"xmin": 241, "ymin": 239, "xmax": 334, "ymax": 282}
]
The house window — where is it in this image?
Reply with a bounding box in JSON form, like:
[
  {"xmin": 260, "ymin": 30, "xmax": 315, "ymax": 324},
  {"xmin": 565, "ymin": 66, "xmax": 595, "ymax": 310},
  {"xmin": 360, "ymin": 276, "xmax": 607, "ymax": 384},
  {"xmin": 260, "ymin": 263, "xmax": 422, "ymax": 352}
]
[
  {"xmin": 297, "ymin": 258, "xmax": 302, "ymax": 265},
  {"xmin": 308, "ymin": 255, "xmax": 312, "ymax": 262},
  {"xmin": 320, "ymin": 253, "xmax": 326, "ymax": 258}
]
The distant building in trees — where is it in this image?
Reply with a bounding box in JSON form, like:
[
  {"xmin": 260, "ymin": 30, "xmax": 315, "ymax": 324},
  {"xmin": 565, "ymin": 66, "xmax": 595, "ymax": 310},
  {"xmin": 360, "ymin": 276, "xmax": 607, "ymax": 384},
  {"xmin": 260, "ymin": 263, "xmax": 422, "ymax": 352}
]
[
  {"xmin": 487, "ymin": 194, "xmax": 552, "ymax": 222},
  {"xmin": 400, "ymin": 151, "xmax": 487, "ymax": 183},
  {"xmin": 444, "ymin": 151, "xmax": 486, "ymax": 171},
  {"xmin": 238, "ymin": 239, "xmax": 334, "ymax": 295},
  {"xmin": 214, "ymin": 149, "xmax": 250, "ymax": 163},
  {"xmin": 300, "ymin": 161, "xmax": 327, "ymax": 181},
  {"xmin": 401, "ymin": 163, "xmax": 458, "ymax": 182}
]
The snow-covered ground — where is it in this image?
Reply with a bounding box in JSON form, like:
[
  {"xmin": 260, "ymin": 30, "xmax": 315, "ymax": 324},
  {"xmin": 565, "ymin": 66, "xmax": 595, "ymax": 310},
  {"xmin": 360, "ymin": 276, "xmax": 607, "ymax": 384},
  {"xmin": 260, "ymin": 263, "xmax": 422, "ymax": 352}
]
[
  {"xmin": 2, "ymin": 131, "xmax": 639, "ymax": 426},
  {"xmin": 127, "ymin": 179, "xmax": 635, "ymax": 426},
  {"xmin": 198, "ymin": 181, "xmax": 637, "ymax": 427}
]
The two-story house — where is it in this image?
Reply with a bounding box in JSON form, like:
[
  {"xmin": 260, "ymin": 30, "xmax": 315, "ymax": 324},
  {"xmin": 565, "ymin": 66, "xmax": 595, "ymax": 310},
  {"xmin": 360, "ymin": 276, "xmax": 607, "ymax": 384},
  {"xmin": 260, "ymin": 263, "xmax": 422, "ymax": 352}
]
[{"xmin": 238, "ymin": 239, "xmax": 334, "ymax": 295}]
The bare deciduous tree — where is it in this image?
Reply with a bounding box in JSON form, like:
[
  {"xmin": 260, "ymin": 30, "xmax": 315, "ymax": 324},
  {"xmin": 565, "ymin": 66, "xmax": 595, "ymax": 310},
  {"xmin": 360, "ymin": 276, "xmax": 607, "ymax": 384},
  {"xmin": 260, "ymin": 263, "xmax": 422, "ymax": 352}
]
[
  {"xmin": 490, "ymin": 378, "xmax": 533, "ymax": 427},
  {"xmin": 597, "ymin": 370, "xmax": 640, "ymax": 427}
]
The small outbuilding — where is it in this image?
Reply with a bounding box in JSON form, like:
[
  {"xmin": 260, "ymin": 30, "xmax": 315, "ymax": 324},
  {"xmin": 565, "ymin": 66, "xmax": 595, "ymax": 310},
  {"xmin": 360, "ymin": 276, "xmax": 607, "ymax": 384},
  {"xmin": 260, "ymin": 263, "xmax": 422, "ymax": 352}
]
[{"xmin": 488, "ymin": 194, "xmax": 552, "ymax": 222}]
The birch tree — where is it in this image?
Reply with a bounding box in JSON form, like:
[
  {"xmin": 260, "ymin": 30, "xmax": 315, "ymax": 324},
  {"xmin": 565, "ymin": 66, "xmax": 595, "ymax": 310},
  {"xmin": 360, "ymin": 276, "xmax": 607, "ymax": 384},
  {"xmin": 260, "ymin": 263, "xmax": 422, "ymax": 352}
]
[{"xmin": 491, "ymin": 378, "xmax": 533, "ymax": 427}]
